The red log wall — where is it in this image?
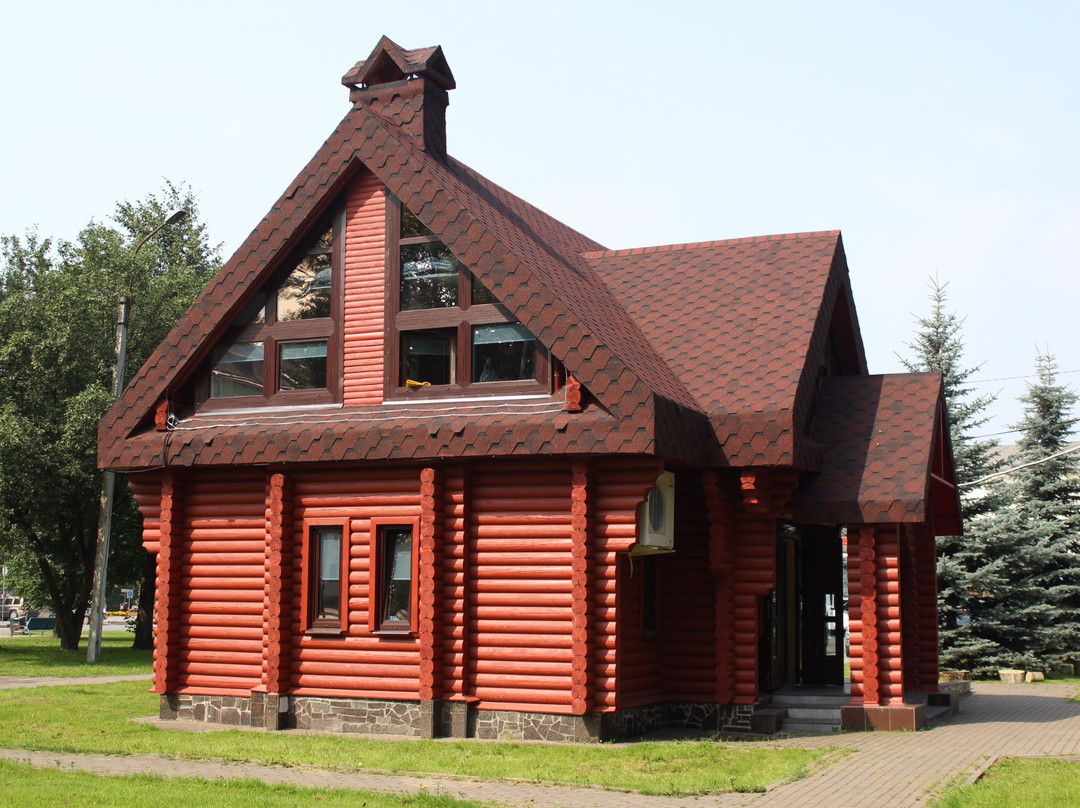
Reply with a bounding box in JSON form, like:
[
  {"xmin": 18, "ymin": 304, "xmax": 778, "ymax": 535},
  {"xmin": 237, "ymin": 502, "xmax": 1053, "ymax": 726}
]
[
  {"xmin": 341, "ymin": 170, "xmax": 385, "ymax": 405},
  {"xmin": 133, "ymin": 457, "xmax": 689, "ymax": 714}
]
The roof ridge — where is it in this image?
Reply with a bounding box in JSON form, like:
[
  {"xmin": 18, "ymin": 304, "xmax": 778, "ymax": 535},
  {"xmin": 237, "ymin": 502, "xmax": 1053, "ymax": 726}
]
[{"xmin": 582, "ymin": 230, "xmax": 841, "ymax": 260}]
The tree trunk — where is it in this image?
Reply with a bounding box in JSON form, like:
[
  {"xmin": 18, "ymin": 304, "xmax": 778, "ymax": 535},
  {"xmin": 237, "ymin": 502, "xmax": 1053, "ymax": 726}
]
[{"xmin": 132, "ymin": 550, "xmax": 156, "ymax": 650}]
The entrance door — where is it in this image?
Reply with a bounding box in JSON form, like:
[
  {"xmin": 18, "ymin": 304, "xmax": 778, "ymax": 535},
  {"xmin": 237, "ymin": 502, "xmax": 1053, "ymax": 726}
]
[{"xmin": 798, "ymin": 527, "xmax": 845, "ymax": 685}]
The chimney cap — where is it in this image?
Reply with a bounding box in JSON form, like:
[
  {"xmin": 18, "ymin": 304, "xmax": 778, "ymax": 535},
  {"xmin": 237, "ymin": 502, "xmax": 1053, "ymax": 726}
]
[{"xmin": 342, "ymin": 35, "xmax": 455, "ymax": 91}]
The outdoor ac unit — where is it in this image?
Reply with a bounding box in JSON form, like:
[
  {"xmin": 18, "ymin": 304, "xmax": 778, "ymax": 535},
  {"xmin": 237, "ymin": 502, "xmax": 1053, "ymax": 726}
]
[{"xmin": 632, "ymin": 471, "xmax": 675, "ymax": 555}]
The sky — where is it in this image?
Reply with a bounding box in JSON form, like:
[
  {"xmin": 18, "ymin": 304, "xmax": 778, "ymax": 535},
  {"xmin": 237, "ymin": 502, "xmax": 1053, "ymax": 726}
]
[{"xmin": 2, "ymin": 1, "xmax": 1077, "ymax": 440}]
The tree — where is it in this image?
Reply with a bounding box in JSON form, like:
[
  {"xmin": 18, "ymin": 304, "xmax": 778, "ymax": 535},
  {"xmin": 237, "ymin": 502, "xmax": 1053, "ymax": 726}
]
[
  {"xmin": 1007, "ymin": 352, "xmax": 1080, "ymax": 661},
  {"xmin": 0, "ymin": 182, "xmax": 220, "ymax": 650},
  {"xmin": 937, "ymin": 352, "xmax": 1080, "ymax": 674},
  {"xmin": 900, "ymin": 276, "xmax": 1004, "ymax": 668}
]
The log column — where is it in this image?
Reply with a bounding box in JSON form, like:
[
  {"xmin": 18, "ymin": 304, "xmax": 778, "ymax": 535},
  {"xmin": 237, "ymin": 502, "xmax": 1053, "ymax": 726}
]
[
  {"xmin": 570, "ymin": 460, "xmax": 594, "ymax": 716},
  {"xmin": 256, "ymin": 471, "xmax": 293, "ymax": 729},
  {"xmin": 418, "ymin": 467, "xmax": 444, "ymax": 737},
  {"xmin": 154, "ymin": 470, "xmax": 184, "ymax": 701},
  {"xmin": 843, "ymin": 524, "xmax": 926, "ymax": 730}
]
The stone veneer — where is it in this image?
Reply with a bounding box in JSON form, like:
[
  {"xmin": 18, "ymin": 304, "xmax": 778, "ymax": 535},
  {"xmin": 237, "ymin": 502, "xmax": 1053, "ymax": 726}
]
[{"xmin": 160, "ymin": 693, "xmax": 759, "ymax": 741}]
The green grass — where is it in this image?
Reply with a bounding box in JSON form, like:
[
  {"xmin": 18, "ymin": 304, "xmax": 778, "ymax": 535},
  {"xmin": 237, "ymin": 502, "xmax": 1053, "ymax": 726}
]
[
  {"xmin": 0, "ymin": 680, "xmax": 830, "ymax": 795},
  {"xmin": 933, "ymin": 758, "xmax": 1080, "ymax": 807},
  {"xmin": 0, "ymin": 634, "xmax": 152, "ymax": 677},
  {"xmin": 0, "ymin": 759, "xmax": 483, "ymax": 808}
]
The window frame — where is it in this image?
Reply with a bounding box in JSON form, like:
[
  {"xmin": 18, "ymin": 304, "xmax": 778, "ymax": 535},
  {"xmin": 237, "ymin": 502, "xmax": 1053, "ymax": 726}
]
[
  {"xmin": 385, "ymin": 200, "xmax": 550, "ymax": 400},
  {"xmin": 368, "ymin": 516, "xmax": 420, "ymax": 635},
  {"xmin": 302, "ymin": 517, "xmax": 350, "ymax": 635},
  {"xmin": 197, "ymin": 207, "xmax": 345, "ymax": 411}
]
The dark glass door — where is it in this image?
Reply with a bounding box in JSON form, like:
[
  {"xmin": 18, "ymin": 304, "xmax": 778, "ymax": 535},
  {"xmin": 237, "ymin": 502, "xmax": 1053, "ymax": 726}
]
[{"xmin": 798, "ymin": 527, "xmax": 845, "ymax": 685}]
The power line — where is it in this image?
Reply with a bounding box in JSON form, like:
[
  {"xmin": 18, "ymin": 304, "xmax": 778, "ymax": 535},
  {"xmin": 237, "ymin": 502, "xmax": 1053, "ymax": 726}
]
[
  {"xmin": 959, "ymin": 443, "xmax": 1080, "ymax": 488},
  {"xmin": 972, "ymin": 368, "xmax": 1080, "ymax": 384}
]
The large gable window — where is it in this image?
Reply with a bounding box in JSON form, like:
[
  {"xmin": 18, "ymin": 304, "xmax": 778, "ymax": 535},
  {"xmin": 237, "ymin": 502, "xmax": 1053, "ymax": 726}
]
[
  {"xmin": 388, "ymin": 203, "xmax": 547, "ymax": 397},
  {"xmin": 202, "ymin": 209, "xmax": 342, "ymax": 408}
]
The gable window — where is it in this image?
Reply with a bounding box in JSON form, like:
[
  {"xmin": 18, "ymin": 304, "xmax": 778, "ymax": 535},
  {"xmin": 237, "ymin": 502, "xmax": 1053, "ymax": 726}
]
[
  {"xmin": 305, "ymin": 521, "xmax": 347, "ymax": 633},
  {"xmin": 202, "ymin": 209, "xmax": 342, "ymax": 408},
  {"xmin": 369, "ymin": 518, "xmax": 419, "ymax": 633},
  {"xmin": 387, "ymin": 203, "xmax": 548, "ymax": 397}
]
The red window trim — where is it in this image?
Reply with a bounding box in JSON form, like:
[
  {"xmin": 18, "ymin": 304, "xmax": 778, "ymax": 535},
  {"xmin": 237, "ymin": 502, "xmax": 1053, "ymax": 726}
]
[
  {"xmin": 368, "ymin": 516, "xmax": 420, "ymax": 635},
  {"xmin": 300, "ymin": 516, "xmax": 350, "ymax": 635}
]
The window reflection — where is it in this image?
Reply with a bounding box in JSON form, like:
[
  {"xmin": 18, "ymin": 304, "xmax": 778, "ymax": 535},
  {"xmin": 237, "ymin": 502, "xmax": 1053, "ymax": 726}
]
[
  {"xmin": 279, "ymin": 341, "xmax": 328, "ymax": 390},
  {"xmin": 210, "ymin": 342, "xmax": 264, "ymax": 398},
  {"xmin": 472, "ymin": 323, "xmax": 536, "ymax": 382},
  {"xmin": 278, "ymin": 255, "xmax": 332, "ymax": 321}
]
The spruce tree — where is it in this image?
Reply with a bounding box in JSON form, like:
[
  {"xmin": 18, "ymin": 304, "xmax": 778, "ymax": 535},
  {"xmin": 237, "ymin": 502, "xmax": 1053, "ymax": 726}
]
[
  {"xmin": 934, "ymin": 352, "xmax": 1080, "ymax": 674},
  {"xmin": 1008, "ymin": 352, "xmax": 1080, "ymax": 663},
  {"xmin": 900, "ymin": 277, "xmax": 1003, "ymax": 669}
]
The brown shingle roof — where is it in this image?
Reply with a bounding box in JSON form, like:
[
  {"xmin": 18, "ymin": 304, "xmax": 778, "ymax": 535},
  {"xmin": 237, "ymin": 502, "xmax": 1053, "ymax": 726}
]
[
  {"xmin": 588, "ymin": 233, "xmax": 864, "ymax": 466},
  {"xmin": 97, "ymin": 38, "xmax": 958, "ymax": 533},
  {"xmin": 98, "ymin": 97, "xmax": 711, "ymax": 470},
  {"xmin": 790, "ymin": 373, "xmax": 957, "ymax": 525}
]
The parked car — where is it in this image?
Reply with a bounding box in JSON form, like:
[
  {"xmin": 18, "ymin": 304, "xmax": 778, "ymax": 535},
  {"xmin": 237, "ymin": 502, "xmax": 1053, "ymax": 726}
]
[{"xmin": 0, "ymin": 596, "xmax": 25, "ymax": 621}]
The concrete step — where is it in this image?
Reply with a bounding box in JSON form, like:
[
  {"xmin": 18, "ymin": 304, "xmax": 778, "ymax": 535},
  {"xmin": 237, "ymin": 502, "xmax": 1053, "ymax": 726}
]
[
  {"xmin": 770, "ymin": 693, "xmax": 849, "ymax": 707},
  {"xmin": 785, "ymin": 706, "xmax": 842, "ymax": 722},
  {"xmin": 783, "ymin": 721, "xmax": 842, "ymax": 733}
]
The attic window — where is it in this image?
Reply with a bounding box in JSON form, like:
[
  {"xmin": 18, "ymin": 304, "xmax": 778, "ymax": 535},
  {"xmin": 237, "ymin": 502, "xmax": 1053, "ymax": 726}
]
[
  {"xmin": 201, "ymin": 209, "xmax": 342, "ymax": 408},
  {"xmin": 387, "ymin": 202, "xmax": 548, "ymax": 398}
]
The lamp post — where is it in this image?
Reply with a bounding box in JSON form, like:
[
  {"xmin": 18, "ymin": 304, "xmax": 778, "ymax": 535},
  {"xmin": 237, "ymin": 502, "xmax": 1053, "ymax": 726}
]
[{"xmin": 87, "ymin": 208, "xmax": 188, "ymax": 663}]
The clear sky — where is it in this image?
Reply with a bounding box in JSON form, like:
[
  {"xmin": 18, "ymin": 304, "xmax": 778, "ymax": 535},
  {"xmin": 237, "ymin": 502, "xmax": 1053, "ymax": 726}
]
[{"xmin": 2, "ymin": 0, "xmax": 1077, "ymax": 440}]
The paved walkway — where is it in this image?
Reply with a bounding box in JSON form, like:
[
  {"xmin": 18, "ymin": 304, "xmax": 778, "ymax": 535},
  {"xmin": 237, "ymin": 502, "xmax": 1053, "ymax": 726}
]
[{"xmin": 0, "ymin": 678, "xmax": 1078, "ymax": 807}]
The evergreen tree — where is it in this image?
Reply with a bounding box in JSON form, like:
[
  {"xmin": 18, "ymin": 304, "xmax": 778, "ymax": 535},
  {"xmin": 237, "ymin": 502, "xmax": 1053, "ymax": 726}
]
[
  {"xmin": 0, "ymin": 182, "xmax": 219, "ymax": 650},
  {"xmin": 1009, "ymin": 352, "xmax": 1080, "ymax": 662},
  {"xmin": 900, "ymin": 276, "xmax": 1003, "ymax": 668}
]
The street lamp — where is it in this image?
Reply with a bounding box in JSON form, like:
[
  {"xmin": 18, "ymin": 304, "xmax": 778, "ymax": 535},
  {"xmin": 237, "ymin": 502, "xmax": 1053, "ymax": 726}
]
[{"xmin": 87, "ymin": 208, "xmax": 188, "ymax": 663}]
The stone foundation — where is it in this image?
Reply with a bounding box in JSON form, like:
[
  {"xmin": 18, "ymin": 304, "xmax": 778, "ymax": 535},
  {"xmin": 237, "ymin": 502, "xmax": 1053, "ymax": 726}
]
[
  {"xmin": 290, "ymin": 696, "xmax": 424, "ymax": 735},
  {"xmin": 158, "ymin": 693, "xmax": 760, "ymax": 741},
  {"xmin": 159, "ymin": 693, "xmax": 252, "ymax": 726}
]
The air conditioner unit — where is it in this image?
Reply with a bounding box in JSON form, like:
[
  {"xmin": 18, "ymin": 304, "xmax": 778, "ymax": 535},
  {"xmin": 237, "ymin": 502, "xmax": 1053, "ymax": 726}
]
[{"xmin": 632, "ymin": 471, "xmax": 675, "ymax": 555}]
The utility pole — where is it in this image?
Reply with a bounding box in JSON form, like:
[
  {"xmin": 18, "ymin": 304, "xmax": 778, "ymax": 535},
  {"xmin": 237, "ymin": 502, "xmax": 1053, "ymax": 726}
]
[{"xmin": 87, "ymin": 209, "xmax": 187, "ymax": 662}]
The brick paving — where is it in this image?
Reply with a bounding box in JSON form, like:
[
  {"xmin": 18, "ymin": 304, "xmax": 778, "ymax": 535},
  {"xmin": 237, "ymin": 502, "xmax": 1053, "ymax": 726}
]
[{"xmin": 0, "ymin": 679, "xmax": 1078, "ymax": 807}]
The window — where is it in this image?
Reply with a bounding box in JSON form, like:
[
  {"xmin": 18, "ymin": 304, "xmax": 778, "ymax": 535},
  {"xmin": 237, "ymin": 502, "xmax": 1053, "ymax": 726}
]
[
  {"xmin": 369, "ymin": 518, "xmax": 419, "ymax": 633},
  {"xmin": 388, "ymin": 203, "xmax": 548, "ymax": 397},
  {"xmin": 202, "ymin": 209, "xmax": 341, "ymax": 408},
  {"xmin": 305, "ymin": 521, "xmax": 347, "ymax": 632}
]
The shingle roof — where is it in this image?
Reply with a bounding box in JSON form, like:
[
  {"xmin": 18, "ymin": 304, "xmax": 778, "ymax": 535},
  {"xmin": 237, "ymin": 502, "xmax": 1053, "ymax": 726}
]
[
  {"xmin": 587, "ymin": 233, "xmax": 864, "ymax": 466},
  {"xmin": 790, "ymin": 373, "xmax": 959, "ymax": 525},
  {"xmin": 97, "ymin": 39, "xmax": 958, "ymax": 530},
  {"xmin": 98, "ymin": 96, "xmax": 712, "ymax": 470}
]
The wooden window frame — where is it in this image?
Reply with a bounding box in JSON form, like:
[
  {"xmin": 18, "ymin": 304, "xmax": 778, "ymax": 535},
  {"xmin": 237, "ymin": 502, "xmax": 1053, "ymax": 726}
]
[
  {"xmin": 384, "ymin": 199, "xmax": 550, "ymax": 400},
  {"xmin": 197, "ymin": 207, "xmax": 345, "ymax": 411},
  {"xmin": 368, "ymin": 516, "xmax": 420, "ymax": 635},
  {"xmin": 301, "ymin": 517, "xmax": 350, "ymax": 635}
]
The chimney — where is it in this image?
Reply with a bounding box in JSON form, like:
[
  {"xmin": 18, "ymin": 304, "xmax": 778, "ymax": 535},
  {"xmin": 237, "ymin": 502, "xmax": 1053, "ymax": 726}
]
[{"xmin": 342, "ymin": 36, "xmax": 456, "ymax": 161}]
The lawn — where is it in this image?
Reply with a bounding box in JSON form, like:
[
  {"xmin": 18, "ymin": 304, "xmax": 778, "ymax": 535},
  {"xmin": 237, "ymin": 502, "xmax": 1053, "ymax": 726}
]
[
  {"xmin": 0, "ymin": 759, "xmax": 484, "ymax": 808},
  {"xmin": 0, "ymin": 680, "xmax": 829, "ymax": 795},
  {"xmin": 933, "ymin": 758, "xmax": 1080, "ymax": 808},
  {"xmin": 0, "ymin": 639, "xmax": 834, "ymax": 797},
  {"xmin": 0, "ymin": 634, "xmax": 151, "ymax": 677}
]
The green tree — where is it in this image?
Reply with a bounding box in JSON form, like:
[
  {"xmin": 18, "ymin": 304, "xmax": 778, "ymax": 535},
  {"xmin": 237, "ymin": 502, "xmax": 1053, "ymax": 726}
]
[
  {"xmin": 900, "ymin": 276, "xmax": 1004, "ymax": 668},
  {"xmin": 1008, "ymin": 352, "xmax": 1080, "ymax": 661},
  {"xmin": 0, "ymin": 182, "xmax": 219, "ymax": 650},
  {"xmin": 943, "ymin": 352, "xmax": 1080, "ymax": 674}
]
